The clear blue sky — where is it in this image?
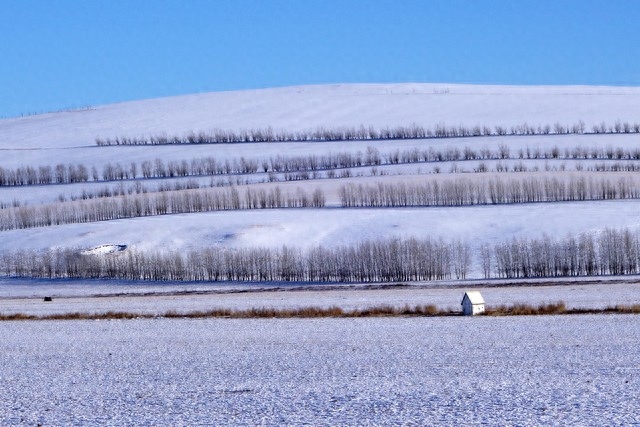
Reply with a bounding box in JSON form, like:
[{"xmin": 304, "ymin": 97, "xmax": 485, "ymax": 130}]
[{"xmin": 1, "ymin": 0, "xmax": 639, "ymax": 118}]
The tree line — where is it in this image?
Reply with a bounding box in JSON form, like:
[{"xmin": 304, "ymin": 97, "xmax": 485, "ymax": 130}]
[
  {"xmin": 94, "ymin": 119, "xmax": 640, "ymax": 146},
  {"xmin": 339, "ymin": 175, "xmax": 640, "ymax": 207},
  {"xmin": 0, "ymin": 237, "xmax": 469, "ymax": 282},
  {"xmin": 0, "ymin": 186, "xmax": 325, "ymax": 231},
  {"xmin": 3, "ymin": 228, "xmax": 640, "ymax": 282},
  {"xmin": 490, "ymin": 228, "xmax": 640, "ymax": 279},
  {"xmin": 2, "ymin": 174, "xmax": 637, "ymax": 231},
  {"xmin": 6, "ymin": 142, "xmax": 640, "ymax": 189},
  {"xmin": 0, "ymin": 163, "xmax": 90, "ymax": 186},
  {"xmin": 33, "ymin": 158, "xmax": 640, "ymax": 207}
]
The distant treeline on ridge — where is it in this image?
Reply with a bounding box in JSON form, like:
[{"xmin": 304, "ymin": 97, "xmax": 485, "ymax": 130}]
[{"xmin": 95, "ymin": 120, "xmax": 640, "ymax": 146}]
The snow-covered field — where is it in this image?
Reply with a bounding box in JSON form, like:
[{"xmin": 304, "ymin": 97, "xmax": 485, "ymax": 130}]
[
  {"xmin": 1, "ymin": 280, "xmax": 639, "ymax": 317},
  {"xmin": 1, "ymin": 316, "xmax": 639, "ymax": 426}
]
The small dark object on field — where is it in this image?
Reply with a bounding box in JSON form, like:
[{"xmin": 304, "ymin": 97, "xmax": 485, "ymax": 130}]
[{"xmin": 43, "ymin": 296, "xmax": 53, "ymax": 302}]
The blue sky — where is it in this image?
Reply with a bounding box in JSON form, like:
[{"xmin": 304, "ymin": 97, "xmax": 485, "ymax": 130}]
[{"xmin": 1, "ymin": 0, "xmax": 639, "ymax": 118}]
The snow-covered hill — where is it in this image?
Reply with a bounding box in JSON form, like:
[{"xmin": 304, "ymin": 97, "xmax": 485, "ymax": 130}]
[
  {"xmin": 2, "ymin": 83, "xmax": 640, "ymax": 149},
  {"xmin": 1, "ymin": 83, "xmax": 640, "ymax": 280}
]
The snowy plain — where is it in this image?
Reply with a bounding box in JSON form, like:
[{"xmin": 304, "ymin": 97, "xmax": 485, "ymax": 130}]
[
  {"xmin": 1, "ymin": 280, "xmax": 639, "ymax": 317},
  {"xmin": 1, "ymin": 316, "xmax": 639, "ymax": 426}
]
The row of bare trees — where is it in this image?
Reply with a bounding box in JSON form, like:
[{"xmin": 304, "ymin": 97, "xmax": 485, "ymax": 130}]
[
  {"xmin": 0, "ymin": 237, "xmax": 469, "ymax": 282},
  {"xmin": 94, "ymin": 120, "xmax": 640, "ymax": 146},
  {"xmin": 0, "ymin": 186, "xmax": 325, "ymax": 231},
  {"xmin": 490, "ymin": 229, "xmax": 640, "ymax": 278},
  {"xmin": 2, "ymin": 175, "xmax": 637, "ymax": 231},
  {"xmin": 339, "ymin": 175, "xmax": 640, "ymax": 207},
  {"xmin": 38, "ymin": 159, "xmax": 640, "ymax": 206},
  {"xmin": 3, "ymin": 228, "xmax": 640, "ymax": 282},
  {"xmin": 0, "ymin": 163, "xmax": 90, "ymax": 186},
  {"xmin": 6, "ymin": 143, "xmax": 640, "ymax": 188}
]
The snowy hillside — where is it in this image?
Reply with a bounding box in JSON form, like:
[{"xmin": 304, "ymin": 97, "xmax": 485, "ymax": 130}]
[
  {"xmin": 1, "ymin": 83, "xmax": 640, "ymax": 281},
  {"xmin": 2, "ymin": 83, "xmax": 640, "ymax": 149}
]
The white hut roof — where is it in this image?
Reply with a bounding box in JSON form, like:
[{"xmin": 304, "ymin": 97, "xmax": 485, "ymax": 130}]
[{"xmin": 462, "ymin": 291, "xmax": 485, "ymax": 305}]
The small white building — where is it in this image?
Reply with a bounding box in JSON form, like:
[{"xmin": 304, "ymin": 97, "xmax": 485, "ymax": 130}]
[{"xmin": 461, "ymin": 291, "xmax": 485, "ymax": 316}]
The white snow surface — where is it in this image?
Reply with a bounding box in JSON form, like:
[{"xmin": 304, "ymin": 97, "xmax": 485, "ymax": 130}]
[
  {"xmin": 80, "ymin": 244, "xmax": 127, "ymax": 255},
  {"xmin": 2, "ymin": 200, "xmax": 639, "ymax": 271},
  {"xmin": 2, "ymin": 83, "xmax": 640, "ymax": 149},
  {"xmin": 1, "ymin": 280, "xmax": 639, "ymax": 317},
  {"xmin": 1, "ymin": 316, "xmax": 639, "ymax": 426}
]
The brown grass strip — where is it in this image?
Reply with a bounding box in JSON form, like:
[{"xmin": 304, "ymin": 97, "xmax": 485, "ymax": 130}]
[
  {"xmin": 484, "ymin": 302, "xmax": 568, "ymax": 316},
  {"xmin": 1, "ymin": 302, "xmax": 639, "ymax": 321}
]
